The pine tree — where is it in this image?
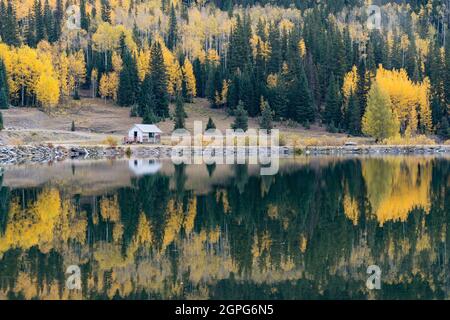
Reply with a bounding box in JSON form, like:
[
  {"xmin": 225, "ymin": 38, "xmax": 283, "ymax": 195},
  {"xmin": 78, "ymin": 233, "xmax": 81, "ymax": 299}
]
[
  {"xmin": 232, "ymin": 101, "xmax": 248, "ymax": 131},
  {"xmin": 143, "ymin": 108, "xmax": 158, "ymax": 124},
  {"xmin": 324, "ymin": 74, "xmax": 342, "ymax": 128},
  {"xmin": 437, "ymin": 116, "xmax": 449, "ymax": 140},
  {"xmin": 4, "ymin": 0, "xmax": 20, "ymax": 46},
  {"xmin": 167, "ymin": 4, "xmax": 178, "ymax": 51},
  {"xmin": 347, "ymin": 92, "xmax": 360, "ymax": 135},
  {"xmin": 43, "ymin": 0, "xmax": 54, "ymax": 41},
  {"xmin": 206, "ymin": 117, "xmax": 216, "ymax": 130},
  {"xmin": 80, "ymin": 0, "xmax": 89, "ymax": 31},
  {"xmin": 149, "ymin": 42, "xmax": 169, "ymax": 118},
  {"xmin": 118, "ymin": 35, "xmax": 140, "ymax": 107},
  {"xmin": 174, "ymin": 95, "xmax": 186, "ymax": 130},
  {"xmin": 289, "ymin": 65, "xmax": 314, "ymax": 124},
  {"xmin": 0, "ymin": 59, "xmax": 9, "ymax": 109},
  {"xmin": 53, "ymin": 0, "xmax": 63, "ymax": 40},
  {"xmin": 34, "ymin": 0, "xmax": 45, "ymax": 43},
  {"xmin": 0, "ymin": 111, "xmax": 3, "ymax": 131},
  {"xmin": 259, "ymin": 97, "xmax": 273, "ymax": 132},
  {"xmin": 362, "ymin": 83, "xmax": 399, "ymax": 141},
  {"xmin": 101, "ymin": 0, "xmax": 111, "ymax": 23},
  {"xmin": 138, "ymin": 74, "xmax": 155, "ymax": 117},
  {"xmin": 71, "ymin": 120, "xmax": 75, "ymax": 132}
]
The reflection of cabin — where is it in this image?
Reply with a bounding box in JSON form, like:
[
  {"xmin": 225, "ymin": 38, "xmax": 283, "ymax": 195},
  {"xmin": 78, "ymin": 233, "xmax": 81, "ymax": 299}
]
[
  {"xmin": 125, "ymin": 124, "xmax": 162, "ymax": 144},
  {"xmin": 129, "ymin": 159, "xmax": 162, "ymax": 176}
]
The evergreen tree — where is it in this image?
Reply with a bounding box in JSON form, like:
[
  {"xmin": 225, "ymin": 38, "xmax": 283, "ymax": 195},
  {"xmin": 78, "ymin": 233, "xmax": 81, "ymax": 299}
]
[
  {"xmin": 4, "ymin": 0, "xmax": 20, "ymax": 46},
  {"xmin": 101, "ymin": 0, "xmax": 112, "ymax": 23},
  {"xmin": 324, "ymin": 74, "xmax": 342, "ymax": 128},
  {"xmin": 289, "ymin": 65, "xmax": 314, "ymax": 124},
  {"xmin": 33, "ymin": 0, "xmax": 45, "ymax": 43},
  {"xmin": 167, "ymin": 4, "xmax": 178, "ymax": 50},
  {"xmin": 149, "ymin": 42, "xmax": 169, "ymax": 118},
  {"xmin": 0, "ymin": 59, "xmax": 9, "ymax": 109},
  {"xmin": 437, "ymin": 116, "xmax": 449, "ymax": 140},
  {"xmin": 232, "ymin": 101, "xmax": 248, "ymax": 131},
  {"xmin": 43, "ymin": 0, "xmax": 53, "ymax": 41},
  {"xmin": 347, "ymin": 92, "xmax": 360, "ymax": 135},
  {"xmin": 143, "ymin": 108, "xmax": 158, "ymax": 124},
  {"xmin": 362, "ymin": 83, "xmax": 399, "ymax": 141},
  {"xmin": 117, "ymin": 36, "xmax": 140, "ymax": 106},
  {"xmin": 0, "ymin": 111, "xmax": 3, "ymax": 131},
  {"xmin": 53, "ymin": 0, "xmax": 63, "ymax": 40},
  {"xmin": 80, "ymin": 0, "xmax": 89, "ymax": 31},
  {"xmin": 138, "ymin": 74, "xmax": 155, "ymax": 117},
  {"xmin": 173, "ymin": 95, "xmax": 186, "ymax": 130},
  {"xmin": 25, "ymin": 9, "xmax": 36, "ymax": 47},
  {"xmin": 71, "ymin": 120, "xmax": 75, "ymax": 132},
  {"xmin": 259, "ymin": 97, "xmax": 273, "ymax": 132},
  {"xmin": 206, "ymin": 117, "xmax": 216, "ymax": 130}
]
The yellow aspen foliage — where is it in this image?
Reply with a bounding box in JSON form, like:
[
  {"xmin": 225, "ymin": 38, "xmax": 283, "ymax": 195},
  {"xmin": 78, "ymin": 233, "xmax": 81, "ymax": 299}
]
[
  {"xmin": 343, "ymin": 192, "xmax": 360, "ymax": 226},
  {"xmin": 162, "ymin": 199, "xmax": 184, "ymax": 249},
  {"xmin": 133, "ymin": 213, "xmax": 153, "ymax": 246},
  {"xmin": 55, "ymin": 52, "xmax": 70, "ymax": 97},
  {"xmin": 342, "ymin": 65, "xmax": 359, "ymax": 102},
  {"xmin": 182, "ymin": 58, "xmax": 197, "ymax": 102},
  {"xmin": 99, "ymin": 72, "xmax": 119, "ymax": 100},
  {"xmin": 136, "ymin": 48, "xmax": 151, "ymax": 81},
  {"xmin": 161, "ymin": 43, "xmax": 183, "ymax": 96},
  {"xmin": 206, "ymin": 49, "xmax": 220, "ymax": 65},
  {"xmin": 36, "ymin": 74, "xmax": 60, "ymax": 108},
  {"xmin": 375, "ymin": 66, "xmax": 432, "ymax": 133},
  {"xmin": 298, "ymin": 39, "xmax": 306, "ymax": 58},
  {"xmin": 111, "ymin": 52, "xmax": 123, "ymax": 73},
  {"xmin": 92, "ymin": 22, "xmax": 137, "ymax": 54},
  {"xmin": 0, "ymin": 188, "xmax": 61, "ymax": 255},
  {"xmin": 184, "ymin": 197, "xmax": 197, "ymax": 235},
  {"xmin": 68, "ymin": 50, "xmax": 86, "ymax": 94},
  {"xmin": 266, "ymin": 74, "xmax": 278, "ymax": 88},
  {"xmin": 100, "ymin": 195, "xmax": 120, "ymax": 222},
  {"xmin": 362, "ymin": 158, "xmax": 432, "ymax": 226}
]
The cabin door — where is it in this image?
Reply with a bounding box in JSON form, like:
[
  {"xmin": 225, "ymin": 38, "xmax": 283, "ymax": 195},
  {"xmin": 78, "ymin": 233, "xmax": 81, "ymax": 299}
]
[{"xmin": 134, "ymin": 131, "xmax": 138, "ymax": 142}]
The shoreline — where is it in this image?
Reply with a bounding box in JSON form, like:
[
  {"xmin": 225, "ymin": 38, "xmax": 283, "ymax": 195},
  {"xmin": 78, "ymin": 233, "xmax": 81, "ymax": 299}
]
[{"xmin": 0, "ymin": 144, "xmax": 449, "ymax": 165}]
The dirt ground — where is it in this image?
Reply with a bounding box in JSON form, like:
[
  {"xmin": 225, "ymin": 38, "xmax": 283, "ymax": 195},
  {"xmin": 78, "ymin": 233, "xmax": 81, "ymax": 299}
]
[{"xmin": 0, "ymin": 97, "xmax": 371, "ymax": 146}]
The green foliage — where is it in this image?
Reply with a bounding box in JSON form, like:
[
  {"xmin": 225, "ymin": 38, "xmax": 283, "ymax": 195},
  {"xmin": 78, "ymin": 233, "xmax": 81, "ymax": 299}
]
[
  {"xmin": 362, "ymin": 83, "xmax": 399, "ymax": 141},
  {"xmin": 173, "ymin": 95, "xmax": 186, "ymax": 130},
  {"xmin": 0, "ymin": 59, "xmax": 9, "ymax": 109},
  {"xmin": 206, "ymin": 117, "xmax": 216, "ymax": 130},
  {"xmin": 167, "ymin": 4, "xmax": 178, "ymax": 50},
  {"xmin": 259, "ymin": 97, "xmax": 273, "ymax": 131},
  {"xmin": 117, "ymin": 36, "xmax": 140, "ymax": 107},
  {"xmin": 232, "ymin": 101, "xmax": 248, "ymax": 131},
  {"xmin": 149, "ymin": 42, "xmax": 169, "ymax": 118},
  {"xmin": 324, "ymin": 74, "xmax": 342, "ymax": 127}
]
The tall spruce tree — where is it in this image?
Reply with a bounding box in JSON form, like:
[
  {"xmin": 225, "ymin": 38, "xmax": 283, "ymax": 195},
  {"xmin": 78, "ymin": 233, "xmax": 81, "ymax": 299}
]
[
  {"xmin": 174, "ymin": 95, "xmax": 186, "ymax": 130},
  {"xmin": 117, "ymin": 35, "xmax": 140, "ymax": 106},
  {"xmin": 0, "ymin": 59, "xmax": 9, "ymax": 109},
  {"xmin": 34, "ymin": 0, "xmax": 45, "ymax": 43},
  {"xmin": 346, "ymin": 92, "xmax": 361, "ymax": 135},
  {"xmin": 260, "ymin": 97, "xmax": 273, "ymax": 132},
  {"xmin": 149, "ymin": 42, "xmax": 169, "ymax": 118},
  {"xmin": 232, "ymin": 101, "xmax": 248, "ymax": 131},
  {"xmin": 324, "ymin": 74, "xmax": 342, "ymax": 128},
  {"xmin": 4, "ymin": 0, "xmax": 20, "ymax": 46},
  {"xmin": 289, "ymin": 65, "xmax": 314, "ymax": 124},
  {"xmin": 167, "ymin": 4, "xmax": 178, "ymax": 50}
]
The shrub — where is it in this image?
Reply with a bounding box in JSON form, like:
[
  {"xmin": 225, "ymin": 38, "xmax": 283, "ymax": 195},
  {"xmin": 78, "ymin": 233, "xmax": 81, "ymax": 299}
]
[
  {"xmin": 103, "ymin": 136, "xmax": 119, "ymax": 148},
  {"xmin": 382, "ymin": 134, "xmax": 436, "ymax": 145}
]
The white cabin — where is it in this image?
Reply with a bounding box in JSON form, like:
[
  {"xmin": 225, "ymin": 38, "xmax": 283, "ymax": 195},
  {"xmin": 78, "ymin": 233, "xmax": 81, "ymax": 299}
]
[
  {"xmin": 126, "ymin": 124, "xmax": 162, "ymax": 144},
  {"xmin": 129, "ymin": 159, "xmax": 162, "ymax": 176}
]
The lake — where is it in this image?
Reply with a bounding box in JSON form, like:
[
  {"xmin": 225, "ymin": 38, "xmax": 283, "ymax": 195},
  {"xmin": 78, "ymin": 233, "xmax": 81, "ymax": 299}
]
[{"xmin": 0, "ymin": 156, "xmax": 449, "ymax": 300}]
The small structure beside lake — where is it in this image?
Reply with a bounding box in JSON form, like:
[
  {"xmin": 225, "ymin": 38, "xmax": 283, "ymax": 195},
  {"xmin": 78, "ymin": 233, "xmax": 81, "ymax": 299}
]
[{"xmin": 125, "ymin": 124, "xmax": 162, "ymax": 144}]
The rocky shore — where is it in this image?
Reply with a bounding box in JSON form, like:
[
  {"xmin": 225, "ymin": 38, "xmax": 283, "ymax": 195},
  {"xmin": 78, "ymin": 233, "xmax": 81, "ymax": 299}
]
[{"xmin": 0, "ymin": 144, "xmax": 449, "ymax": 164}]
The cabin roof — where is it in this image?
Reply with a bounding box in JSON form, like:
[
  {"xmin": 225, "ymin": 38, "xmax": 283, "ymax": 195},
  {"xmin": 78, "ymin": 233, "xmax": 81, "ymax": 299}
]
[{"xmin": 132, "ymin": 124, "xmax": 162, "ymax": 133}]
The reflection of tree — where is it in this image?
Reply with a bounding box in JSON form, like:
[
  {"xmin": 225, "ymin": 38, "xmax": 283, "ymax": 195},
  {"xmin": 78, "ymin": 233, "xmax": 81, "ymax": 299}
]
[
  {"xmin": 362, "ymin": 158, "xmax": 432, "ymax": 225},
  {"xmin": 0, "ymin": 158, "xmax": 448, "ymax": 299}
]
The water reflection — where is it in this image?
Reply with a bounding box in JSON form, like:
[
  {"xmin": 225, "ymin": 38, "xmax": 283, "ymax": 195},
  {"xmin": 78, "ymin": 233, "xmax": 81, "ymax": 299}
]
[{"xmin": 0, "ymin": 156, "xmax": 448, "ymax": 299}]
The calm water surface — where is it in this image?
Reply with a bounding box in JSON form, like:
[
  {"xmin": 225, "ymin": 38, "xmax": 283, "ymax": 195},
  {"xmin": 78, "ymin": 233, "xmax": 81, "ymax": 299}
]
[{"xmin": 0, "ymin": 156, "xmax": 449, "ymax": 299}]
